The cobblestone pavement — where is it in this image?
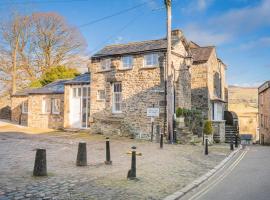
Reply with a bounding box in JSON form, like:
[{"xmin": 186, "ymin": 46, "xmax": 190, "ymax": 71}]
[{"xmin": 0, "ymin": 122, "xmax": 230, "ymax": 200}]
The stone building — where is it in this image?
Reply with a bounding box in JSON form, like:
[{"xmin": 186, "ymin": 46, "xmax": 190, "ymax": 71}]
[
  {"xmin": 11, "ymin": 73, "xmax": 90, "ymax": 129},
  {"xmin": 190, "ymin": 42, "xmax": 227, "ymax": 142},
  {"xmin": 89, "ymin": 30, "xmax": 192, "ymax": 139},
  {"xmin": 228, "ymin": 86, "xmax": 259, "ymax": 142},
  {"xmin": 258, "ymin": 81, "xmax": 270, "ymax": 144}
]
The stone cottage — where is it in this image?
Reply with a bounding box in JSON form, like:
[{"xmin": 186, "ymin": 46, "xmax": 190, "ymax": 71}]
[
  {"xmin": 11, "ymin": 73, "xmax": 90, "ymax": 129},
  {"xmin": 190, "ymin": 42, "xmax": 227, "ymax": 142},
  {"xmin": 258, "ymin": 81, "xmax": 270, "ymax": 144},
  {"xmin": 89, "ymin": 30, "xmax": 192, "ymax": 139}
]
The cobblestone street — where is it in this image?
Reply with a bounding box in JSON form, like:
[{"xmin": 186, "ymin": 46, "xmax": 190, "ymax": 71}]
[{"xmin": 0, "ymin": 122, "xmax": 230, "ymax": 200}]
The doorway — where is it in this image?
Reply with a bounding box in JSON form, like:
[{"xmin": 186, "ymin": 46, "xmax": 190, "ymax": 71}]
[{"xmin": 69, "ymin": 85, "xmax": 90, "ymax": 129}]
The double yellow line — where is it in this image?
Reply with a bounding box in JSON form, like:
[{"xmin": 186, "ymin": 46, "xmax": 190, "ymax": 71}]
[{"xmin": 188, "ymin": 150, "xmax": 248, "ymax": 200}]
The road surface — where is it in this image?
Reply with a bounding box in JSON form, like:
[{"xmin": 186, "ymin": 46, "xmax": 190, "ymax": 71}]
[{"xmin": 183, "ymin": 145, "xmax": 270, "ymax": 200}]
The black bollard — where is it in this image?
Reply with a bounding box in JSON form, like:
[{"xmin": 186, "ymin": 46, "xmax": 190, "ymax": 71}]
[
  {"xmin": 127, "ymin": 146, "xmax": 136, "ymax": 179},
  {"xmin": 33, "ymin": 149, "xmax": 47, "ymax": 176},
  {"xmin": 160, "ymin": 133, "xmax": 163, "ymax": 149},
  {"xmin": 230, "ymin": 139, "xmax": 234, "ymax": 151},
  {"xmin": 205, "ymin": 138, "xmax": 208, "ymax": 155},
  {"xmin": 235, "ymin": 135, "xmax": 238, "ymax": 148},
  {"xmin": 105, "ymin": 137, "xmax": 112, "ymax": 165},
  {"xmin": 76, "ymin": 142, "xmax": 87, "ymax": 166}
]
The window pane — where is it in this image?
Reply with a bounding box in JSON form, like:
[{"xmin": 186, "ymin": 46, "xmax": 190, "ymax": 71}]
[
  {"xmin": 73, "ymin": 88, "xmax": 76, "ymax": 97},
  {"xmin": 122, "ymin": 56, "xmax": 133, "ymax": 68},
  {"xmin": 82, "ymin": 87, "xmax": 87, "ymax": 97},
  {"xmin": 78, "ymin": 88, "xmax": 81, "ymax": 96},
  {"xmin": 113, "ymin": 83, "xmax": 122, "ymax": 112}
]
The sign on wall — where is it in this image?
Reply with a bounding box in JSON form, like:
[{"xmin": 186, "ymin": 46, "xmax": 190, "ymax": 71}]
[{"xmin": 147, "ymin": 108, "xmax": 160, "ymax": 117}]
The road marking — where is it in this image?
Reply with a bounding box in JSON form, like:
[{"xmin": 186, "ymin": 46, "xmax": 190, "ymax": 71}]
[{"xmin": 188, "ymin": 150, "xmax": 248, "ymax": 200}]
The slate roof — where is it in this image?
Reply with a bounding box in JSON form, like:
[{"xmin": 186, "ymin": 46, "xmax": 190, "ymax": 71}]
[
  {"xmin": 28, "ymin": 79, "xmax": 70, "ymax": 94},
  {"xmin": 13, "ymin": 73, "xmax": 91, "ymax": 96},
  {"xmin": 65, "ymin": 72, "xmax": 90, "ymax": 85},
  {"xmin": 190, "ymin": 46, "xmax": 214, "ymax": 63},
  {"xmin": 92, "ymin": 38, "xmax": 177, "ymax": 58}
]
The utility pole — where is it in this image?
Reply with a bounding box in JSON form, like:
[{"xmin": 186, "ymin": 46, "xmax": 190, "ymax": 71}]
[{"xmin": 164, "ymin": 0, "xmax": 174, "ymax": 143}]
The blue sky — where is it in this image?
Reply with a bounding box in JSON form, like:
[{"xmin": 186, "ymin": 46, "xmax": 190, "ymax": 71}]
[{"xmin": 1, "ymin": 0, "xmax": 270, "ymax": 86}]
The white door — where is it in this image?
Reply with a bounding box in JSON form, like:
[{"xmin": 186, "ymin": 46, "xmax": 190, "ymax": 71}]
[
  {"xmin": 70, "ymin": 87, "xmax": 82, "ymax": 128},
  {"xmin": 69, "ymin": 86, "xmax": 90, "ymax": 129}
]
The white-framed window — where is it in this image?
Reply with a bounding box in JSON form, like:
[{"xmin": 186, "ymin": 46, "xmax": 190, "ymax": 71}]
[
  {"xmin": 21, "ymin": 101, "xmax": 28, "ymax": 114},
  {"xmin": 51, "ymin": 98, "xmax": 60, "ymax": 114},
  {"xmin": 112, "ymin": 82, "xmax": 122, "ymax": 113},
  {"xmin": 73, "ymin": 88, "xmax": 82, "ymax": 98},
  {"xmin": 212, "ymin": 102, "xmax": 223, "ymax": 121},
  {"xmin": 97, "ymin": 90, "xmax": 106, "ymax": 101},
  {"xmin": 101, "ymin": 58, "xmax": 111, "ymax": 71},
  {"xmin": 121, "ymin": 56, "xmax": 133, "ymax": 69},
  {"xmin": 42, "ymin": 98, "xmax": 51, "ymax": 114},
  {"xmin": 144, "ymin": 53, "xmax": 159, "ymax": 67}
]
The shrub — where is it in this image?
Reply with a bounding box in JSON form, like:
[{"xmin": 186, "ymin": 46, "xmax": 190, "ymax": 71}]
[
  {"xmin": 176, "ymin": 107, "xmax": 183, "ymax": 117},
  {"xmin": 203, "ymin": 121, "xmax": 213, "ymax": 135},
  {"xmin": 30, "ymin": 65, "xmax": 79, "ymax": 88}
]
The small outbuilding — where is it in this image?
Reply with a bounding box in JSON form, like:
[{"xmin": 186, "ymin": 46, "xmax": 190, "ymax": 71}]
[{"xmin": 11, "ymin": 73, "xmax": 90, "ymax": 130}]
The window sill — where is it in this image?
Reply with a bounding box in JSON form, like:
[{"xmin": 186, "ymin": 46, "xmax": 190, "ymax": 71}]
[
  {"xmin": 118, "ymin": 68, "xmax": 133, "ymax": 71},
  {"xmin": 112, "ymin": 112, "xmax": 122, "ymax": 115},
  {"xmin": 140, "ymin": 66, "xmax": 159, "ymax": 69}
]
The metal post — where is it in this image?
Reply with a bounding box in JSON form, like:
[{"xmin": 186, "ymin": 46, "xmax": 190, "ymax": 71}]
[
  {"xmin": 127, "ymin": 146, "xmax": 136, "ymax": 179},
  {"xmin": 205, "ymin": 138, "xmax": 208, "ymax": 155},
  {"xmin": 235, "ymin": 134, "xmax": 238, "ymax": 148},
  {"xmin": 151, "ymin": 121, "xmax": 154, "ymax": 142},
  {"xmin": 230, "ymin": 139, "xmax": 234, "ymax": 151},
  {"xmin": 105, "ymin": 137, "xmax": 112, "ymax": 165},
  {"xmin": 160, "ymin": 132, "xmax": 164, "ymax": 149}
]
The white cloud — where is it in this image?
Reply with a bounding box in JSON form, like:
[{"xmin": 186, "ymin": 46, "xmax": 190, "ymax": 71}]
[
  {"xmin": 181, "ymin": 0, "xmax": 213, "ymax": 13},
  {"xmin": 231, "ymin": 81, "xmax": 263, "ymax": 87},
  {"xmin": 183, "ymin": 0, "xmax": 270, "ymax": 45},
  {"xmin": 184, "ymin": 24, "xmax": 232, "ymax": 45},
  {"xmin": 209, "ymin": 0, "xmax": 270, "ymax": 34},
  {"xmin": 239, "ymin": 37, "xmax": 270, "ymax": 50}
]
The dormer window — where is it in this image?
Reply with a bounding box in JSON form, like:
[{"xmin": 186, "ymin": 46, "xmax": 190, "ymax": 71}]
[
  {"xmin": 101, "ymin": 58, "xmax": 111, "ymax": 71},
  {"xmin": 144, "ymin": 53, "xmax": 159, "ymax": 68},
  {"xmin": 121, "ymin": 56, "xmax": 133, "ymax": 69}
]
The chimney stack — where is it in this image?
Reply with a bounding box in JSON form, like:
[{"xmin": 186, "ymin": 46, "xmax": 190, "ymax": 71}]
[{"xmin": 171, "ymin": 29, "xmax": 182, "ymax": 41}]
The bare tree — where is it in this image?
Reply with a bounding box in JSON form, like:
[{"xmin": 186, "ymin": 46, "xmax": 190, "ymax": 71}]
[
  {"xmin": 0, "ymin": 13, "xmax": 31, "ymax": 94},
  {"xmin": 0, "ymin": 12, "xmax": 86, "ymax": 94},
  {"xmin": 31, "ymin": 12, "xmax": 86, "ymax": 73}
]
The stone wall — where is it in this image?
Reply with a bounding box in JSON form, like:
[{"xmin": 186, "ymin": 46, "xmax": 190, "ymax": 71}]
[
  {"xmin": 90, "ymin": 46, "xmax": 191, "ymax": 139},
  {"xmin": 259, "ymin": 87, "xmax": 270, "ymax": 144},
  {"xmin": 212, "ymin": 120, "xmax": 225, "ymax": 143},
  {"xmin": 0, "ymin": 95, "xmax": 11, "ymax": 120},
  {"xmin": 190, "ymin": 63, "xmax": 210, "ymax": 119},
  {"xmin": 63, "ymin": 85, "xmax": 71, "ymax": 128},
  {"xmin": 11, "ymin": 96, "xmax": 28, "ymax": 126},
  {"xmin": 191, "ymin": 48, "xmax": 227, "ymax": 120},
  {"xmin": 90, "ymin": 52, "xmax": 166, "ymax": 139},
  {"xmin": 228, "ymin": 86, "xmax": 258, "ymax": 141},
  {"xmin": 28, "ymin": 94, "xmax": 64, "ymax": 129}
]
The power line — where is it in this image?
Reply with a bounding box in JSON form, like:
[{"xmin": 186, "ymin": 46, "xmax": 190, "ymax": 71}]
[
  {"xmin": 90, "ymin": 5, "xmax": 165, "ymax": 55},
  {"xmin": 79, "ymin": 0, "xmax": 157, "ymax": 28}
]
